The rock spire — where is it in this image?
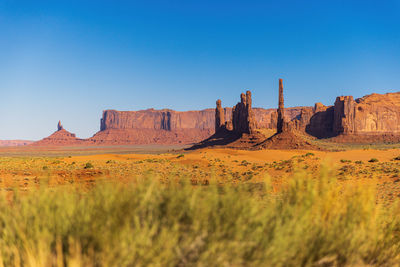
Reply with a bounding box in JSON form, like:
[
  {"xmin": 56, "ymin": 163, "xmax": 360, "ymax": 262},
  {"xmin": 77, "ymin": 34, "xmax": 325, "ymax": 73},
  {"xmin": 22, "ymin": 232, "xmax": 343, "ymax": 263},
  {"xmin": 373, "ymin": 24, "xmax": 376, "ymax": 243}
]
[
  {"xmin": 57, "ymin": 121, "xmax": 64, "ymax": 131},
  {"xmin": 277, "ymin": 79, "xmax": 285, "ymax": 133},
  {"xmin": 215, "ymin": 99, "xmax": 225, "ymax": 132}
]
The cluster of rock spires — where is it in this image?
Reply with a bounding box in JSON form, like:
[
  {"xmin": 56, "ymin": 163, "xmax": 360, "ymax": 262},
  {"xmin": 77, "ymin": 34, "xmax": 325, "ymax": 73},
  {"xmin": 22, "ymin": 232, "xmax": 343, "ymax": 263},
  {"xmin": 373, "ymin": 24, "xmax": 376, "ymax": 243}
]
[
  {"xmin": 190, "ymin": 79, "xmax": 317, "ymax": 150},
  {"xmin": 32, "ymin": 79, "xmax": 400, "ymax": 148},
  {"xmin": 215, "ymin": 90, "xmax": 257, "ymax": 135}
]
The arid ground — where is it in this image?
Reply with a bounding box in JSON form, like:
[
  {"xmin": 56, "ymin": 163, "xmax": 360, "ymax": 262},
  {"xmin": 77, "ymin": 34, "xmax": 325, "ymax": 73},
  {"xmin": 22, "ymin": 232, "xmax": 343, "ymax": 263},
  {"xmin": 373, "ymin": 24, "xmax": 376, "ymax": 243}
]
[{"xmin": 2, "ymin": 145, "xmax": 400, "ymax": 203}]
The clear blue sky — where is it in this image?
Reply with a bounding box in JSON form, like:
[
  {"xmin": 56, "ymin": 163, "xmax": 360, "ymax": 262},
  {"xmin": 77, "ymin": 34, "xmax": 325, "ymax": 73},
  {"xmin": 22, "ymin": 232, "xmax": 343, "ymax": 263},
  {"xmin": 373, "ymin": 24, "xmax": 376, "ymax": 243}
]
[{"xmin": 0, "ymin": 0, "xmax": 399, "ymax": 140}]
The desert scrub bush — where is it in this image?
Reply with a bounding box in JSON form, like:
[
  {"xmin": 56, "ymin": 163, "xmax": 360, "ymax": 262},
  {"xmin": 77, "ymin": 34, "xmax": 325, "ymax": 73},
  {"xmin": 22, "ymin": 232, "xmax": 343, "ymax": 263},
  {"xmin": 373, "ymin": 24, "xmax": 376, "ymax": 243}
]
[
  {"xmin": 84, "ymin": 162, "xmax": 94, "ymax": 169},
  {"xmin": 340, "ymin": 159, "xmax": 351, "ymax": 163},
  {"xmin": 0, "ymin": 170, "xmax": 399, "ymax": 266},
  {"xmin": 239, "ymin": 160, "xmax": 250, "ymax": 166},
  {"xmin": 369, "ymin": 158, "xmax": 379, "ymax": 163}
]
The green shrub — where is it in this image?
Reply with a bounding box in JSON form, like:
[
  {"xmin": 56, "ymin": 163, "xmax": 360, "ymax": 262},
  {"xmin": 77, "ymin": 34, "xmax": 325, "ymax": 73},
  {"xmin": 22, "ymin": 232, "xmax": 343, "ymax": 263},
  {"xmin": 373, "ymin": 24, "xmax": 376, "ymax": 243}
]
[
  {"xmin": 84, "ymin": 162, "xmax": 94, "ymax": 169},
  {"xmin": 369, "ymin": 158, "xmax": 379, "ymax": 163},
  {"xmin": 176, "ymin": 154, "xmax": 185, "ymax": 159}
]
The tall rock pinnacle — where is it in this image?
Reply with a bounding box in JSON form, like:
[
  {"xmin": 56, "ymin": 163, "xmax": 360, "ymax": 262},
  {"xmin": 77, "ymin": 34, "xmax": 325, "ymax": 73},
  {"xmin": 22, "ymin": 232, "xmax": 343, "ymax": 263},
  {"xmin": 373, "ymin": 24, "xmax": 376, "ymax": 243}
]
[
  {"xmin": 215, "ymin": 99, "xmax": 225, "ymax": 132},
  {"xmin": 277, "ymin": 79, "xmax": 285, "ymax": 133}
]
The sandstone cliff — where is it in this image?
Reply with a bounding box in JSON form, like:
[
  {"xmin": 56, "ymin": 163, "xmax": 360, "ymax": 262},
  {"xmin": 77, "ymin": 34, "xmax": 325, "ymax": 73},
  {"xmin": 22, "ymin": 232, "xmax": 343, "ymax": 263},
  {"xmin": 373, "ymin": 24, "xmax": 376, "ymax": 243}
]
[
  {"xmin": 336, "ymin": 93, "xmax": 400, "ymax": 135},
  {"xmin": 100, "ymin": 109, "xmax": 215, "ymax": 131}
]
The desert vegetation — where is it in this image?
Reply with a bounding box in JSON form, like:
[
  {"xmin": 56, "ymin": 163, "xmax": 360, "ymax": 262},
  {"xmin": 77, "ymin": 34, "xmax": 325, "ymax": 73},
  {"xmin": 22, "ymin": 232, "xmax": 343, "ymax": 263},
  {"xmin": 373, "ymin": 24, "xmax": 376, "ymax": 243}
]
[
  {"xmin": 0, "ymin": 166, "xmax": 400, "ymax": 266},
  {"xmin": 0, "ymin": 148, "xmax": 400, "ymax": 266}
]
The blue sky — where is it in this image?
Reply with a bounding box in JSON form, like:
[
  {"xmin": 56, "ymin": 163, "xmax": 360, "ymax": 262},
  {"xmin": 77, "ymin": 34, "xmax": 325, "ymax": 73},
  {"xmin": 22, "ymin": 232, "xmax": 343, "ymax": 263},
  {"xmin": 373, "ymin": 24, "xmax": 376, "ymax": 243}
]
[{"xmin": 0, "ymin": 0, "xmax": 399, "ymax": 140}]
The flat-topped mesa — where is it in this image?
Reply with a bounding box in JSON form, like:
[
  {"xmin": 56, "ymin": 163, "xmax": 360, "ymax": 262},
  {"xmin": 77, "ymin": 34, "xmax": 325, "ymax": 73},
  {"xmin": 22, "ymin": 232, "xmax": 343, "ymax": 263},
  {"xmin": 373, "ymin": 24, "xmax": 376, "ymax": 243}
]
[
  {"xmin": 277, "ymin": 79, "xmax": 285, "ymax": 133},
  {"xmin": 215, "ymin": 99, "xmax": 225, "ymax": 132},
  {"xmin": 232, "ymin": 90, "xmax": 256, "ymax": 135},
  {"xmin": 57, "ymin": 121, "xmax": 64, "ymax": 131}
]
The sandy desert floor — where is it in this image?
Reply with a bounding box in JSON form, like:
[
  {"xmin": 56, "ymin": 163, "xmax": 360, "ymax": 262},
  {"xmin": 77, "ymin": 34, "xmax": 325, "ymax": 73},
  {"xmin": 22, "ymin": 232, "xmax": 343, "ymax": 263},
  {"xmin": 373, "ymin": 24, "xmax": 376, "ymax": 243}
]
[{"xmin": 1, "ymin": 145, "xmax": 400, "ymax": 204}]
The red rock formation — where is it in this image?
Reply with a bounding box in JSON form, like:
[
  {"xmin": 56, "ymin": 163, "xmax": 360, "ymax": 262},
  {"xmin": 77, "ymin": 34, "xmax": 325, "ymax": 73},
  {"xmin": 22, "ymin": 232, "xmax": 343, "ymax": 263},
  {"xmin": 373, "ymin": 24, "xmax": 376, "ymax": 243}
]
[
  {"xmin": 333, "ymin": 93, "xmax": 400, "ymax": 136},
  {"xmin": 333, "ymin": 96, "xmax": 355, "ymax": 135},
  {"xmin": 100, "ymin": 109, "xmax": 215, "ymax": 131},
  {"xmin": 232, "ymin": 91, "xmax": 257, "ymax": 134},
  {"xmin": 277, "ymin": 79, "xmax": 285, "ymax": 133},
  {"xmin": 246, "ymin": 91, "xmax": 257, "ymax": 133},
  {"xmin": 215, "ymin": 99, "xmax": 225, "ymax": 132},
  {"xmin": 33, "ymin": 122, "xmax": 84, "ymax": 146},
  {"xmin": 305, "ymin": 105, "xmax": 335, "ymax": 138}
]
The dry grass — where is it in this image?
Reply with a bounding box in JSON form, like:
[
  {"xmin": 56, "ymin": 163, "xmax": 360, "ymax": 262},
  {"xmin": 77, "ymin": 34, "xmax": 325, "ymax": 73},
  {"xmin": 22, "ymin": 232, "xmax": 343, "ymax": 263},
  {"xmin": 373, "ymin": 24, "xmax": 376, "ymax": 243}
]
[
  {"xmin": 0, "ymin": 147, "xmax": 400, "ymax": 265},
  {"xmin": 0, "ymin": 167, "xmax": 400, "ymax": 266}
]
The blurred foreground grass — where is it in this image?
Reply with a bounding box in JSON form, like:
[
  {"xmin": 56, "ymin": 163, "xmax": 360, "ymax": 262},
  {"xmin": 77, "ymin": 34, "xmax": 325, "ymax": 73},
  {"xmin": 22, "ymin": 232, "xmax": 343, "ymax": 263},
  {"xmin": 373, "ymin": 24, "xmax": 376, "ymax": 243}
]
[{"xmin": 0, "ymin": 167, "xmax": 400, "ymax": 266}]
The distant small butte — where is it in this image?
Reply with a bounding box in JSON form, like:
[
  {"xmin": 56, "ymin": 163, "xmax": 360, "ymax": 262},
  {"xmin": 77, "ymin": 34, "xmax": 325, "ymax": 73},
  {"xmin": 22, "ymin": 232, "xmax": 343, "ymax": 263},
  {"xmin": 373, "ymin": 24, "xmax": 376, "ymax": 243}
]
[
  {"xmin": 30, "ymin": 79, "xmax": 400, "ymax": 149},
  {"xmin": 0, "ymin": 140, "xmax": 34, "ymax": 147}
]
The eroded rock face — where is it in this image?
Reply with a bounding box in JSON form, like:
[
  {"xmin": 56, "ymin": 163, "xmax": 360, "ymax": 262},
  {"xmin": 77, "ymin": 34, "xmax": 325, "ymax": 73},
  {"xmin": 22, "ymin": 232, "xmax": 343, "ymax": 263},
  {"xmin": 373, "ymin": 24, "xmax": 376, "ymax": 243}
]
[
  {"xmin": 305, "ymin": 106, "xmax": 335, "ymax": 138},
  {"xmin": 334, "ymin": 93, "xmax": 400, "ymax": 135},
  {"xmin": 100, "ymin": 109, "xmax": 215, "ymax": 131},
  {"xmin": 290, "ymin": 92, "xmax": 400, "ymax": 139},
  {"xmin": 333, "ymin": 96, "xmax": 355, "ymax": 135}
]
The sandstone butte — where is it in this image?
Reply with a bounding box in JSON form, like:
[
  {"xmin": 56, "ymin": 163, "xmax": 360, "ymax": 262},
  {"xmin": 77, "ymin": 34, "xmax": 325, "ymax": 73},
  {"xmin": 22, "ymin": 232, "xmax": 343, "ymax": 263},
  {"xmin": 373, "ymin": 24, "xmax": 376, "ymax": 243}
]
[{"xmin": 32, "ymin": 81, "xmax": 400, "ymax": 148}]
